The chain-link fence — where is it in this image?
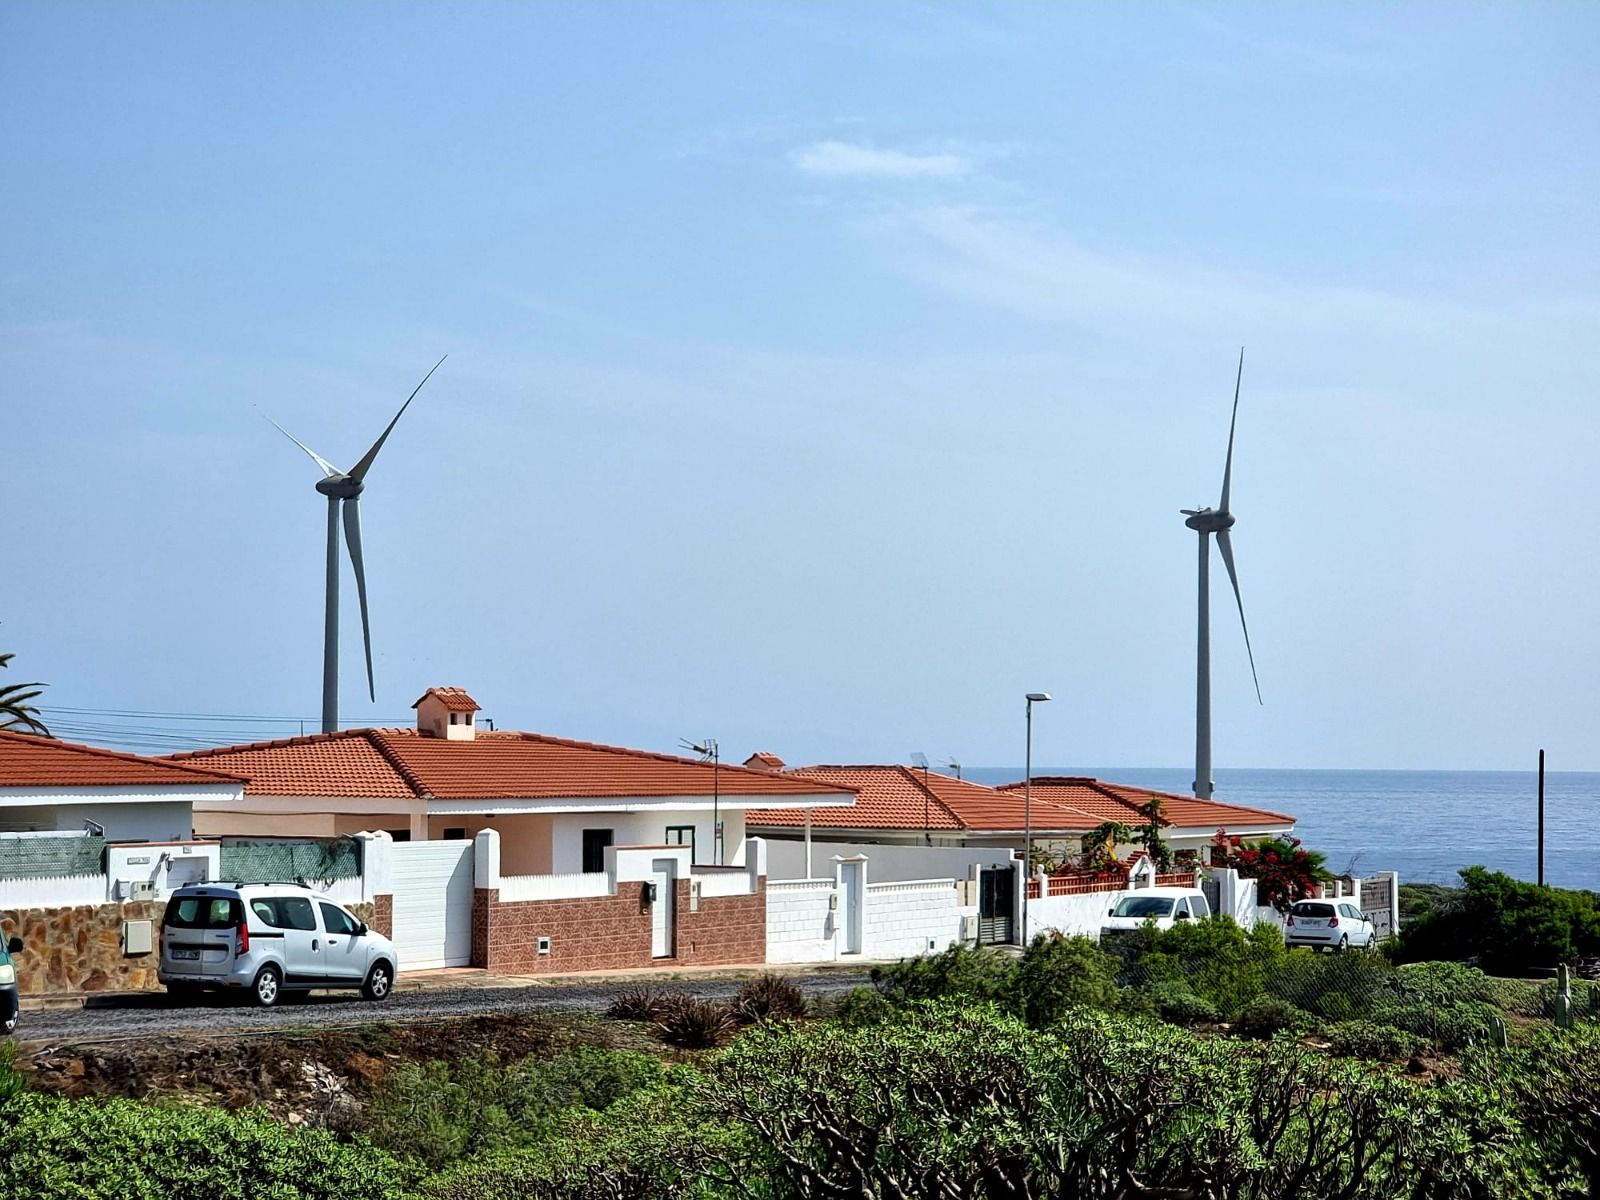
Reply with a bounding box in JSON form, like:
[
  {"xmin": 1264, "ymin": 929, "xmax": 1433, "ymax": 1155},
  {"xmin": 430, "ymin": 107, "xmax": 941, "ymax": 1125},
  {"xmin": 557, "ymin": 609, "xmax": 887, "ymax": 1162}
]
[
  {"xmin": 0, "ymin": 834, "xmax": 106, "ymax": 878},
  {"xmin": 218, "ymin": 837, "xmax": 362, "ymax": 886}
]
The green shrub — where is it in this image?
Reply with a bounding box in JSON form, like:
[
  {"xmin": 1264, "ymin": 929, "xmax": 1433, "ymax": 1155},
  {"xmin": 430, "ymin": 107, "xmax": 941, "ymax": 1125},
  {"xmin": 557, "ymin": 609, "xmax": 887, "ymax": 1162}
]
[
  {"xmin": 1266, "ymin": 948, "xmax": 1391, "ymax": 1020},
  {"xmin": 1114, "ymin": 916, "xmax": 1286, "ymax": 1022},
  {"xmin": 833, "ymin": 985, "xmax": 894, "ymax": 1027},
  {"xmin": 364, "ymin": 1048, "xmax": 662, "ymax": 1170},
  {"xmin": 1142, "ymin": 980, "xmax": 1221, "ymax": 1025},
  {"xmin": 1386, "ymin": 960, "xmax": 1502, "ymax": 1006},
  {"xmin": 1008, "ymin": 933, "xmax": 1119, "ymax": 1026},
  {"xmin": 1234, "ymin": 996, "xmax": 1307, "ymax": 1038},
  {"xmin": 1537, "ymin": 976, "xmax": 1600, "ymax": 1022},
  {"xmin": 0, "ymin": 1042, "xmax": 22, "ymax": 1102},
  {"xmin": 870, "ymin": 942, "xmax": 1011, "ymax": 1006},
  {"xmin": 1375, "ymin": 1000, "xmax": 1498, "ymax": 1051},
  {"xmin": 0, "ymin": 1091, "xmax": 407, "ymax": 1200},
  {"xmin": 1395, "ymin": 866, "xmax": 1600, "ymax": 975},
  {"xmin": 1321, "ymin": 1020, "xmax": 1426, "ymax": 1061}
]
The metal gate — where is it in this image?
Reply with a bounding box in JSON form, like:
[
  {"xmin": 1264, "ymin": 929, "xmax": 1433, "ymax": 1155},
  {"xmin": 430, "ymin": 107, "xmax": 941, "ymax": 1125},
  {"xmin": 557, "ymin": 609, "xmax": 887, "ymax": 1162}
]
[
  {"xmin": 389, "ymin": 841, "xmax": 474, "ymax": 970},
  {"xmin": 978, "ymin": 865, "xmax": 1015, "ymax": 945}
]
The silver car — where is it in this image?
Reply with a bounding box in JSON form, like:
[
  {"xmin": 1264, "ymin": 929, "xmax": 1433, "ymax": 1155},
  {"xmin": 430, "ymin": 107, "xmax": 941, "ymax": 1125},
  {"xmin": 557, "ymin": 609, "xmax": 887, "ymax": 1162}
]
[
  {"xmin": 1284, "ymin": 899, "xmax": 1376, "ymax": 952},
  {"xmin": 158, "ymin": 884, "xmax": 398, "ymax": 1007}
]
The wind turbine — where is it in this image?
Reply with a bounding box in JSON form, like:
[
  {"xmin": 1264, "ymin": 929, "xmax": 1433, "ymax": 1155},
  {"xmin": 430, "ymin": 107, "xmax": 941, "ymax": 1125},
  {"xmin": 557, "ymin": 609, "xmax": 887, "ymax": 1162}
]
[
  {"xmin": 1181, "ymin": 348, "xmax": 1261, "ymax": 801},
  {"xmin": 266, "ymin": 356, "xmax": 446, "ymax": 734}
]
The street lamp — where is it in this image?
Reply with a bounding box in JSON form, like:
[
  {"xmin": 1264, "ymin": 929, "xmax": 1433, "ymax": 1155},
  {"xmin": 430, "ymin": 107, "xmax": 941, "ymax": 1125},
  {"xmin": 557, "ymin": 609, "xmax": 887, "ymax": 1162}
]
[{"xmin": 1023, "ymin": 692, "xmax": 1052, "ymax": 941}]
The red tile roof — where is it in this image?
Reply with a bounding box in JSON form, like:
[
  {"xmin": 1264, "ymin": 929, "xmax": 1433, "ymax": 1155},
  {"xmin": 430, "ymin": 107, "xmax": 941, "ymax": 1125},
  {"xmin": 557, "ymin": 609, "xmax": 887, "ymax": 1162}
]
[
  {"xmin": 0, "ymin": 730, "xmax": 245, "ymax": 789},
  {"xmin": 411, "ymin": 687, "xmax": 479, "ymax": 713},
  {"xmin": 746, "ymin": 766, "xmax": 1106, "ymax": 834},
  {"xmin": 166, "ymin": 728, "xmax": 852, "ymax": 803},
  {"xmin": 995, "ymin": 777, "xmax": 1295, "ymax": 830}
]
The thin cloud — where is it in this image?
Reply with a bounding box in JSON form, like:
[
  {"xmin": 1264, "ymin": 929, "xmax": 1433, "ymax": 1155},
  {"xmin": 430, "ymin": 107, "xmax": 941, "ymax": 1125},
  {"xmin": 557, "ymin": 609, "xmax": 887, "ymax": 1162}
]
[{"xmin": 791, "ymin": 140, "xmax": 971, "ymax": 180}]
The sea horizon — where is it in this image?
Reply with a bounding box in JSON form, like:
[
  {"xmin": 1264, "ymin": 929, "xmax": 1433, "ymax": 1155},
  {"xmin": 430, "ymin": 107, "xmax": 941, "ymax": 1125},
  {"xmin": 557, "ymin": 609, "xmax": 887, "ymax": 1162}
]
[{"xmin": 963, "ymin": 765, "xmax": 1599, "ymax": 892}]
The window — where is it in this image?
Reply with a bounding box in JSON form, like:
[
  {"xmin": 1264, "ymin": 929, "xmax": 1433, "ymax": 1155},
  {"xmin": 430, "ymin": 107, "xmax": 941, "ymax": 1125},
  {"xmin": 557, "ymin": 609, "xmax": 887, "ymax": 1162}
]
[
  {"xmin": 581, "ymin": 829, "xmax": 614, "ymax": 874},
  {"xmin": 319, "ymin": 902, "xmax": 359, "ymax": 936},
  {"xmin": 666, "ymin": 825, "xmax": 696, "ymax": 862},
  {"xmin": 1190, "ymin": 893, "xmax": 1210, "ymax": 918},
  {"xmin": 1111, "ymin": 896, "xmax": 1175, "ymax": 919},
  {"xmin": 250, "ymin": 898, "xmax": 285, "ymax": 927},
  {"xmin": 442, "ymin": 827, "xmax": 467, "ymax": 840},
  {"xmin": 163, "ymin": 896, "xmax": 239, "ymax": 929},
  {"xmin": 1173, "ymin": 898, "xmax": 1191, "ymax": 918},
  {"xmin": 386, "ymin": 829, "xmax": 411, "ymax": 843},
  {"xmin": 272, "ymin": 896, "xmax": 318, "ymax": 931}
]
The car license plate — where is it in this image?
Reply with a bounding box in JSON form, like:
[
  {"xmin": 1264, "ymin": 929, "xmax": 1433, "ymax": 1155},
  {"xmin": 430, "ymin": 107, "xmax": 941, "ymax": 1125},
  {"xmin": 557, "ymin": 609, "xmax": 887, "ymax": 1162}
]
[{"xmin": 172, "ymin": 948, "xmax": 200, "ymax": 961}]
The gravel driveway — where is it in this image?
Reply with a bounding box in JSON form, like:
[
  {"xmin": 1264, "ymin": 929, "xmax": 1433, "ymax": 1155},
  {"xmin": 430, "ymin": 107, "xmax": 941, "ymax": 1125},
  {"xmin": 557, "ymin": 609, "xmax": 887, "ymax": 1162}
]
[{"xmin": 17, "ymin": 970, "xmax": 875, "ymax": 1044}]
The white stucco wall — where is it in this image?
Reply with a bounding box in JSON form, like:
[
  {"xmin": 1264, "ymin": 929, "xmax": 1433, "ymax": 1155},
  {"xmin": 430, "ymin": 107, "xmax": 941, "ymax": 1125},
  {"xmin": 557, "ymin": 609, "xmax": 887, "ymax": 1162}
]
[
  {"xmin": 0, "ymin": 795, "xmax": 198, "ymax": 843},
  {"xmin": 765, "ymin": 837, "xmax": 1014, "ymax": 883},
  {"xmin": 863, "ymin": 880, "xmax": 963, "ymax": 960},
  {"xmin": 1027, "ymin": 888, "xmax": 1133, "ymax": 939},
  {"xmin": 548, "ymin": 810, "xmax": 746, "ymax": 872}
]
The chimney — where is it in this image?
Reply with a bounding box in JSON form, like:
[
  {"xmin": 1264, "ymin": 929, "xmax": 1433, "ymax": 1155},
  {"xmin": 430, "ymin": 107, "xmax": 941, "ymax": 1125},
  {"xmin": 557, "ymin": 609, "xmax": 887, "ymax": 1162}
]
[
  {"xmin": 743, "ymin": 751, "xmax": 785, "ymax": 772},
  {"xmin": 411, "ymin": 687, "xmax": 481, "ymax": 741}
]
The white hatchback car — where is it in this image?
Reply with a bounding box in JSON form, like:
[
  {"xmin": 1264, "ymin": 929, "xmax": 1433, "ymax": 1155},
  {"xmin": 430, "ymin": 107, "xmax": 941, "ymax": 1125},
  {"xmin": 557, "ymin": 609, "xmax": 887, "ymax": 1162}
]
[
  {"xmin": 1284, "ymin": 899, "xmax": 1377, "ymax": 952},
  {"xmin": 159, "ymin": 883, "xmax": 398, "ymax": 1007},
  {"xmin": 1100, "ymin": 887, "xmax": 1212, "ymax": 939}
]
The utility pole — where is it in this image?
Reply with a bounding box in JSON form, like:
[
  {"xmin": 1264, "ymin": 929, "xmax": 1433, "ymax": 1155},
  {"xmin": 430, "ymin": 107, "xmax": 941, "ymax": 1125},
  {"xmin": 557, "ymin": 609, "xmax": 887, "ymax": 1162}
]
[{"xmin": 1537, "ymin": 748, "xmax": 1546, "ymax": 887}]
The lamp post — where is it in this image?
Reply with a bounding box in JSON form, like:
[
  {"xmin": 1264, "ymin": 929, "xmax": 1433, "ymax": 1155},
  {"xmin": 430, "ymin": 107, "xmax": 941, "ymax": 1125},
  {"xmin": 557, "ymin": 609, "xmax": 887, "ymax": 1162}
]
[{"xmin": 1023, "ymin": 692, "xmax": 1052, "ymax": 941}]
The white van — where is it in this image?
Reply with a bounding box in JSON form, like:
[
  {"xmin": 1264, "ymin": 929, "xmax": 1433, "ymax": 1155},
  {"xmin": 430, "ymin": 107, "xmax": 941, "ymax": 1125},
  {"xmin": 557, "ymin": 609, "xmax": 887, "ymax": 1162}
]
[
  {"xmin": 158, "ymin": 883, "xmax": 398, "ymax": 1008},
  {"xmin": 1100, "ymin": 886, "xmax": 1213, "ymax": 939}
]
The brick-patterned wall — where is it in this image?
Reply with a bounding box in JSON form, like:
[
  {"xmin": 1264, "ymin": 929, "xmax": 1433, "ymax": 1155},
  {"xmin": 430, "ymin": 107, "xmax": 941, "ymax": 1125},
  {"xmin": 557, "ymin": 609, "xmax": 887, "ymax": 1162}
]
[
  {"xmin": 676, "ymin": 878, "xmax": 765, "ymax": 966},
  {"xmin": 475, "ymin": 879, "xmax": 764, "ymax": 975},
  {"xmin": 2, "ymin": 902, "xmax": 164, "ymax": 994},
  {"xmin": 371, "ymin": 893, "xmax": 393, "ymax": 938}
]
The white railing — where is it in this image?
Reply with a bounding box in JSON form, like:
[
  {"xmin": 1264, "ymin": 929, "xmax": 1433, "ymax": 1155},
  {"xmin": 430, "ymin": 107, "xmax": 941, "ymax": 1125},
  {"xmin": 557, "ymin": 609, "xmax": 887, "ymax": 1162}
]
[
  {"xmin": 498, "ymin": 872, "xmax": 612, "ymax": 903},
  {"xmin": 867, "ymin": 878, "xmax": 957, "ymax": 894},
  {"xmin": 768, "ymin": 878, "xmax": 833, "ymax": 891},
  {"xmin": 0, "ymin": 873, "xmax": 109, "ymax": 908},
  {"xmin": 695, "ymin": 871, "xmax": 754, "ymax": 897}
]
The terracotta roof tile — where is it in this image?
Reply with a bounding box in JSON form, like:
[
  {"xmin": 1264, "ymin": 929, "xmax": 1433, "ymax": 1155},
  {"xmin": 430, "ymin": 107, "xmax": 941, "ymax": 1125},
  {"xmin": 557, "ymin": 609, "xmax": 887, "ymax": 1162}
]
[
  {"xmin": 0, "ymin": 730, "xmax": 245, "ymax": 789},
  {"xmin": 995, "ymin": 776, "xmax": 1296, "ymax": 829},
  {"xmin": 411, "ymin": 687, "xmax": 479, "ymax": 713},
  {"xmin": 746, "ymin": 766, "xmax": 1102, "ymax": 834},
  {"xmin": 167, "ymin": 728, "xmax": 852, "ymax": 803}
]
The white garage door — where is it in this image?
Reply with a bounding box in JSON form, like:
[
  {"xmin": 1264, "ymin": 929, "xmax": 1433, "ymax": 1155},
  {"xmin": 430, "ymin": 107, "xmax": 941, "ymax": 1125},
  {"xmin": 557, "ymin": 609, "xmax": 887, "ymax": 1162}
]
[{"xmin": 390, "ymin": 841, "xmax": 474, "ymax": 970}]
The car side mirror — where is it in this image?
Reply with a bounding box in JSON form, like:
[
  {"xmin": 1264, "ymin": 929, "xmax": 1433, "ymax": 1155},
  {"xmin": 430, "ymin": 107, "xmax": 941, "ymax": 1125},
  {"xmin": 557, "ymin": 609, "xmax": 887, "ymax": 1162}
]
[
  {"xmin": 1174, "ymin": 910, "xmax": 1191, "ymax": 920},
  {"xmin": 1107, "ymin": 908, "xmax": 1116, "ymax": 917},
  {"xmin": 6, "ymin": 936, "xmax": 20, "ymax": 954},
  {"xmin": 355, "ymin": 922, "xmax": 368, "ymax": 937}
]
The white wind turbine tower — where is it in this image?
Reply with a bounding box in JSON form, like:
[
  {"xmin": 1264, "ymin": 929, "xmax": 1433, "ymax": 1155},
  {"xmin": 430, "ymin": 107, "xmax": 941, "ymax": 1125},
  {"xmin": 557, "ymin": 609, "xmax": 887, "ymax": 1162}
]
[
  {"xmin": 1181, "ymin": 348, "xmax": 1261, "ymax": 801},
  {"xmin": 265, "ymin": 356, "xmax": 446, "ymax": 734}
]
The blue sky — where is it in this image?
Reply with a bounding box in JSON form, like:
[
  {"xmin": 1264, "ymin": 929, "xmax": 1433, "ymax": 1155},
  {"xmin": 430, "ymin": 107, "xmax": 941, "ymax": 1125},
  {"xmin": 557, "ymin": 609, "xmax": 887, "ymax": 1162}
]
[{"xmin": 5, "ymin": 3, "xmax": 1598, "ymax": 770}]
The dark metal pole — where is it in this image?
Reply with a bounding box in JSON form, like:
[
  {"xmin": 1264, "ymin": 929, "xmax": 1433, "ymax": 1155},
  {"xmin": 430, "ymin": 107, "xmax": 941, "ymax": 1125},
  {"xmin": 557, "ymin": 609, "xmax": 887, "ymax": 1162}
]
[{"xmin": 1538, "ymin": 748, "xmax": 1546, "ymax": 886}]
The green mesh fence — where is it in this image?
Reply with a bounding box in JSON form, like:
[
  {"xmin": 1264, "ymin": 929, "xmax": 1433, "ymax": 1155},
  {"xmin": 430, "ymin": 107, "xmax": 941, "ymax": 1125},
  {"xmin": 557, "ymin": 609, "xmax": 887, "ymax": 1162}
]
[
  {"xmin": 0, "ymin": 834, "xmax": 107, "ymax": 878},
  {"xmin": 219, "ymin": 838, "xmax": 362, "ymax": 885}
]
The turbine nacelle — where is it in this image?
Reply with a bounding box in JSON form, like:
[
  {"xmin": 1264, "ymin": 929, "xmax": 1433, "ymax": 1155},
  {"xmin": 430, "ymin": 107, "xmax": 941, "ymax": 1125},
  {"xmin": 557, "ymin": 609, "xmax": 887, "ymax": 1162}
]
[
  {"xmin": 314, "ymin": 476, "xmax": 364, "ymax": 500},
  {"xmin": 1182, "ymin": 507, "xmax": 1235, "ymax": 534}
]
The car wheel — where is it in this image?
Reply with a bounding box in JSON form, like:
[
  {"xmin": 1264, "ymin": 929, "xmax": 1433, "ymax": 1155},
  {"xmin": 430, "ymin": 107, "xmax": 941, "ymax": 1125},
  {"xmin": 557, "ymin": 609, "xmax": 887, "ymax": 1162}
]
[
  {"xmin": 1337, "ymin": 934, "xmax": 1350, "ymax": 953},
  {"xmin": 362, "ymin": 961, "xmax": 393, "ymax": 1002},
  {"xmin": 251, "ymin": 964, "xmax": 283, "ymax": 1008}
]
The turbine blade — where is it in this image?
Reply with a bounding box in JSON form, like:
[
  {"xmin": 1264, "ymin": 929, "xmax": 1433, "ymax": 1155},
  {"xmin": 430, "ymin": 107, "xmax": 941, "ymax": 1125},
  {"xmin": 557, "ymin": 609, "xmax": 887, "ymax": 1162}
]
[
  {"xmin": 348, "ymin": 354, "xmax": 447, "ymax": 482},
  {"xmin": 342, "ymin": 497, "xmax": 376, "ymax": 703},
  {"xmin": 1219, "ymin": 346, "xmax": 1244, "ymax": 512},
  {"xmin": 260, "ymin": 412, "xmax": 343, "ymax": 479},
  {"xmin": 1216, "ymin": 529, "xmax": 1262, "ymax": 704}
]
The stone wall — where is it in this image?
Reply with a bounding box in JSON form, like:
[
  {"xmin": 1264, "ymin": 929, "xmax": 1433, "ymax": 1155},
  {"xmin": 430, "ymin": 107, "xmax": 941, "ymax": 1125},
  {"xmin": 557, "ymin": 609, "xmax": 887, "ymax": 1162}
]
[
  {"xmin": 473, "ymin": 881, "xmax": 765, "ymax": 975},
  {"xmin": 2, "ymin": 901, "xmax": 164, "ymax": 994}
]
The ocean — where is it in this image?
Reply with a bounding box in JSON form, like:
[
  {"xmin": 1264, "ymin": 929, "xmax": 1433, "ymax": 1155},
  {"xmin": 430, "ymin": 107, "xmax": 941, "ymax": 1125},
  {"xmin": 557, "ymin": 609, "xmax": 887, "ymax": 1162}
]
[{"xmin": 963, "ymin": 767, "xmax": 1600, "ymax": 892}]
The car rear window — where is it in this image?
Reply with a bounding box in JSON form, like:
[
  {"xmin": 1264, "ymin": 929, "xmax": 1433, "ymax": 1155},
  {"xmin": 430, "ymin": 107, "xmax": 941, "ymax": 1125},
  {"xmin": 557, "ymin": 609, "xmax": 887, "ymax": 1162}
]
[
  {"xmin": 1112, "ymin": 896, "xmax": 1175, "ymax": 919},
  {"xmin": 163, "ymin": 895, "xmax": 241, "ymax": 929},
  {"xmin": 250, "ymin": 896, "xmax": 318, "ymax": 931},
  {"xmin": 1293, "ymin": 902, "xmax": 1336, "ymax": 918}
]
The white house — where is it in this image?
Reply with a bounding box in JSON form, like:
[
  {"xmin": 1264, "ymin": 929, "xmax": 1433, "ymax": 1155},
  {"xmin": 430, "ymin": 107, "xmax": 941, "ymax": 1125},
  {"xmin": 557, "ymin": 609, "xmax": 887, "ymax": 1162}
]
[
  {"xmin": 0, "ymin": 729, "xmax": 243, "ymax": 843},
  {"xmin": 174, "ymin": 688, "xmax": 856, "ymax": 873}
]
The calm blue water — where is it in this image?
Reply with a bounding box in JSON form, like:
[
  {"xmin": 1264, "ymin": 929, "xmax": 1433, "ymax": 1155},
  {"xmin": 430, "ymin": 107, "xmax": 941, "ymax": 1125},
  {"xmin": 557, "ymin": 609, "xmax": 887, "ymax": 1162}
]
[{"xmin": 964, "ymin": 767, "xmax": 1600, "ymax": 891}]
